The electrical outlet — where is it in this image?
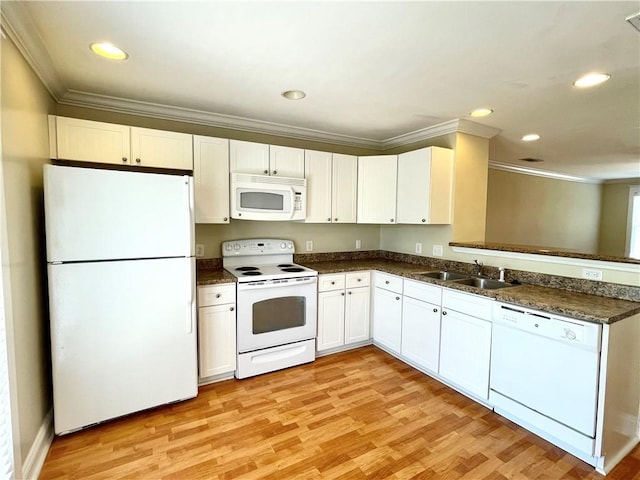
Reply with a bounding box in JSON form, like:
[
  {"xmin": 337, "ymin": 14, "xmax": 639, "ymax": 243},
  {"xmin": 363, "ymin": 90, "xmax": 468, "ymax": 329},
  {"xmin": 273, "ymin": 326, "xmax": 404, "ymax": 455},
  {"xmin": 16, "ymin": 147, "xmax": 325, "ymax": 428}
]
[
  {"xmin": 306, "ymin": 240, "xmax": 313, "ymax": 252},
  {"xmin": 432, "ymin": 244, "xmax": 443, "ymax": 257},
  {"xmin": 355, "ymin": 239, "xmax": 361, "ymax": 249},
  {"xmin": 415, "ymin": 242, "xmax": 422, "ymax": 254},
  {"xmin": 195, "ymin": 244, "xmax": 205, "ymax": 257},
  {"xmin": 582, "ymin": 268, "xmax": 603, "ymax": 281}
]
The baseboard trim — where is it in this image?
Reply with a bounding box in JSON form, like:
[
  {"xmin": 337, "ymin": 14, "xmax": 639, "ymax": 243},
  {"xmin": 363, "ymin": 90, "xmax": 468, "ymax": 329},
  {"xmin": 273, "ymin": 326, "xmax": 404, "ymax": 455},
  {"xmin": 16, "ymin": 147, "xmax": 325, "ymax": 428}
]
[{"xmin": 22, "ymin": 408, "xmax": 53, "ymax": 480}]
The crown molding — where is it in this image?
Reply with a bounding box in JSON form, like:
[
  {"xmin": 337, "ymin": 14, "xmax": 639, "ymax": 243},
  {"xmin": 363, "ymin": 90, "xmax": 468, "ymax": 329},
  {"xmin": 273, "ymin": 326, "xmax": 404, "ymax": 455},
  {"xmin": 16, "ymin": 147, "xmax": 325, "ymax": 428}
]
[
  {"xmin": 381, "ymin": 118, "xmax": 501, "ymax": 149},
  {"xmin": 1, "ymin": 2, "xmax": 65, "ymax": 100},
  {"xmin": 488, "ymin": 161, "xmax": 601, "ymax": 184},
  {"xmin": 59, "ymin": 90, "xmax": 384, "ymax": 149}
]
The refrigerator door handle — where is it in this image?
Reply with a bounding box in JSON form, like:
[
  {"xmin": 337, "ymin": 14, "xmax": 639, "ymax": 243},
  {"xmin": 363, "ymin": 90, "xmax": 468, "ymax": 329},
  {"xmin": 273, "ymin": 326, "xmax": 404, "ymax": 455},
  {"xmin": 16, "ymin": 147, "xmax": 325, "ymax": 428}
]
[
  {"xmin": 185, "ymin": 176, "xmax": 195, "ymax": 257},
  {"xmin": 186, "ymin": 258, "xmax": 195, "ymax": 334}
]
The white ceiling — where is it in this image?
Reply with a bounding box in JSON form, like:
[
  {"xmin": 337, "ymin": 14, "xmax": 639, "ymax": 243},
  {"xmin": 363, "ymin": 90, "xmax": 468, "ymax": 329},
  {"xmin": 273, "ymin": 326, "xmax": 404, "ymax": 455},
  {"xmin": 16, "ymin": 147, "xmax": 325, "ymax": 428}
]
[{"xmin": 3, "ymin": 1, "xmax": 639, "ymax": 181}]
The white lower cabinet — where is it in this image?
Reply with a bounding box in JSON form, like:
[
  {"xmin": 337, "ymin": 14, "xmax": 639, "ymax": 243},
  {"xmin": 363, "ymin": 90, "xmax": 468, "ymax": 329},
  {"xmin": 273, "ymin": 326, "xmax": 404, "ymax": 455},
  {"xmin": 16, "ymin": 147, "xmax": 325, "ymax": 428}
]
[
  {"xmin": 197, "ymin": 283, "xmax": 236, "ymax": 381},
  {"xmin": 401, "ymin": 280, "xmax": 442, "ymax": 374},
  {"xmin": 317, "ymin": 272, "xmax": 370, "ymax": 352},
  {"xmin": 372, "ymin": 272, "xmax": 403, "ymax": 354},
  {"xmin": 439, "ymin": 289, "xmax": 492, "ymax": 400}
]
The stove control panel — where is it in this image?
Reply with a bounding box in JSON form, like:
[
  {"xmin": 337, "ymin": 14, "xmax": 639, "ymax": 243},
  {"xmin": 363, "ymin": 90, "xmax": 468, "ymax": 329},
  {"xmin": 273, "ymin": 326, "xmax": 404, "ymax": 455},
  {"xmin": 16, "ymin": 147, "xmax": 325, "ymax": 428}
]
[{"xmin": 222, "ymin": 238, "xmax": 295, "ymax": 256}]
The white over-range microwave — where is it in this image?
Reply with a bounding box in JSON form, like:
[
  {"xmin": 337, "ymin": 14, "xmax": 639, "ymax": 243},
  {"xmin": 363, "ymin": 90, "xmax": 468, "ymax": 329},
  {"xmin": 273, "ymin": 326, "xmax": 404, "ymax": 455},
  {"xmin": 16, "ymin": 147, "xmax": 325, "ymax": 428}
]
[{"xmin": 230, "ymin": 172, "xmax": 307, "ymax": 221}]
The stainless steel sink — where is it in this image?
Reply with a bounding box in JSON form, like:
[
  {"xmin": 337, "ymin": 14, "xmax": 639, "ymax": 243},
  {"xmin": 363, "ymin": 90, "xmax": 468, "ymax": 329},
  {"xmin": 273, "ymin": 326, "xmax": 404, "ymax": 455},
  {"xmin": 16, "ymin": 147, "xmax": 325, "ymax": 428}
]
[
  {"xmin": 416, "ymin": 271, "xmax": 470, "ymax": 281},
  {"xmin": 452, "ymin": 277, "xmax": 514, "ymax": 290}
]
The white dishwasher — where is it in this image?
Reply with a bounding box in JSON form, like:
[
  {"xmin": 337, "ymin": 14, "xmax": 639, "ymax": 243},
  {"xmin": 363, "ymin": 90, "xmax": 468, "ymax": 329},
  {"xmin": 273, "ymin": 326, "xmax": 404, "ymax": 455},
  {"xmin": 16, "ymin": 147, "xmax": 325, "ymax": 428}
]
[{"xmin": 490, "ymin": 302, "xmax": 602, "ymax": 460}]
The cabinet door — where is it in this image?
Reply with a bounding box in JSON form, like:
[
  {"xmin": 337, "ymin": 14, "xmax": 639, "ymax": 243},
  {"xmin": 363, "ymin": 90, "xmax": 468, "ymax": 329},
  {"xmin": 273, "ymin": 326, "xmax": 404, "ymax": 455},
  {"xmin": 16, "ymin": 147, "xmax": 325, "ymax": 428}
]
[
  {"xmin": 317, "ymin": 290, "xmax": 346, "ymax": 351},
  {"xmin": 332, "ymin": 154, "xmax": 357, "ymax": 223},
  {"xmin": 304, "ymin": 150, "xmax": 332, "ymax": 223},
  {"xmin": 198, "ymin": 303, "xmax": 236, "ymax": 378},
  {"xmin": 345, "ymin": 286, "xmax": 370, "ymax": 345},
  {"xmin": 401, "ymin": 296, "xmax": 441, "ymax": 373},
  {"xmin": 372, "ymin": 287, "xmax": 402, "ymax": 354},
  {"xmin": 130, "ymin": 127, "xmax": 193, "ymax": 170},
  {"xmin": 439, "ymin": 309, "xmax": 492, "ymax": 400},
  {"xmin": 269, "ymin": 145, "xmax": 305, "ymax": 178},
  {"xmin": 357, "ymin": 155, "xmax": 398, "ymax": 224},
  {"xmin": 396, "ymin": 147, "xmax": 453, "ymax": 224},
  {"xmin": 193, "ymin": 136, "xmax": 230, "ymax": 224},
  {"xmin": 229, "ymin": 140, "xmax": 270, "ymax": 175},
  {"xmin": 55, "ymin": 117, "xmax": 130, "ymax": 165}
]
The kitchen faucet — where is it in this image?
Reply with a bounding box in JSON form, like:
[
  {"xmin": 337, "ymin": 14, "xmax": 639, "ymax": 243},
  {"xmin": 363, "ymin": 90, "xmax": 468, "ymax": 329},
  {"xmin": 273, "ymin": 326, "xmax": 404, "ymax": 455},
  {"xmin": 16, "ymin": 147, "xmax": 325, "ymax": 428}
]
[{"xmin": 473, "ymin": 259, "xmax": 484, "ymax": 276}]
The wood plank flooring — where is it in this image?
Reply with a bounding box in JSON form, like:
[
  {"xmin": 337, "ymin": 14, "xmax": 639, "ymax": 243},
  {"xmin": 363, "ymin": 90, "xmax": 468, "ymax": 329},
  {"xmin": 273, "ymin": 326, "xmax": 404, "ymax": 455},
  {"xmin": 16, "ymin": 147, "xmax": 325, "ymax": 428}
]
[{"xmin": 40, "ymin": 346, "xmax": 640, "ymax": 479}]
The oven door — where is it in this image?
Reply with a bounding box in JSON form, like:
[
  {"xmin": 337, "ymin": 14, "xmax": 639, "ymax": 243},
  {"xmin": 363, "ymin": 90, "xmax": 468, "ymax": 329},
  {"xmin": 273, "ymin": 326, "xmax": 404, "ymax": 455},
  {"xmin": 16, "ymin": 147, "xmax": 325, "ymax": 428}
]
[{"xmin": 236, "ymin": 276, "xmax": 317, "ymax": 353}]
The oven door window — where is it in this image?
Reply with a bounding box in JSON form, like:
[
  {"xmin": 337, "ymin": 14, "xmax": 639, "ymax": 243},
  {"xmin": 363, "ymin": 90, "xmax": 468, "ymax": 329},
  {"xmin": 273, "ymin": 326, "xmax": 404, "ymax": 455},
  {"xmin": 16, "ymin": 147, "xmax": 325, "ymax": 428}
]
[
  {"xmin": 253, "ymin": 296, "xmax": 306, "ymax": 334},
  {"xmin": 240, "ymin": 191, "xmax": 285, "ymax": 211}
]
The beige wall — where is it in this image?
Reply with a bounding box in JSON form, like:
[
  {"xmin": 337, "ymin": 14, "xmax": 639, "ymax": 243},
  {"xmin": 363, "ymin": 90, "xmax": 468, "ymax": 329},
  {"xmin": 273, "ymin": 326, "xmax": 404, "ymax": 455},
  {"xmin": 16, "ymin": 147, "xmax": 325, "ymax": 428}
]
[
  {"xmin": 485, "ymin": 168, "xmax": 601, "ymax": 253},
  {"xmin": 598, "ymin": 180, "xmax": 639, "ymax": 257},
  {"xmin": 197, "ymin": 222, "xmax": 380, "ymax": 258},
  {"xmin": 1, "ymin": 35, "xmax": 55, "ymax": 468}
]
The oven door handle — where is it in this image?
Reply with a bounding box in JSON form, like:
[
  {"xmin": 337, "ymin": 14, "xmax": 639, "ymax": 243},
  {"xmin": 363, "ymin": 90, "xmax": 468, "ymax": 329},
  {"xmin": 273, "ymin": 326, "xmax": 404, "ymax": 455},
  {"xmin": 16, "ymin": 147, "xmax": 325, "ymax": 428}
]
[{"xmin": 237, "ymin": 277, "xmax": 317, "ymax": 291}]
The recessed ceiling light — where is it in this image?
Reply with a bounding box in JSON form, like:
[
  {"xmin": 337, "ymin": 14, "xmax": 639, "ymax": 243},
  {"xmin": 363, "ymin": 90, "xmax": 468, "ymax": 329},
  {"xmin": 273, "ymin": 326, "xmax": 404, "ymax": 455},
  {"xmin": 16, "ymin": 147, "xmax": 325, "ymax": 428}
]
[
  {"xmin": 90, "ymin": 42, "xmax": 128, "ymax": 61},
  {"xmin": 281, "ymin": 90, "xmax": 306, "ymax": 100},
  {"xmin": 470, "ymin": 108, "xmax": 493, "ymax": 118},
  {"xmin": 522, "ymin": 134, "xmax": 540, "ymax": 142},
  {"xmin": 573, "ymin": 73, "xmax": 610, "ymax": 88}
]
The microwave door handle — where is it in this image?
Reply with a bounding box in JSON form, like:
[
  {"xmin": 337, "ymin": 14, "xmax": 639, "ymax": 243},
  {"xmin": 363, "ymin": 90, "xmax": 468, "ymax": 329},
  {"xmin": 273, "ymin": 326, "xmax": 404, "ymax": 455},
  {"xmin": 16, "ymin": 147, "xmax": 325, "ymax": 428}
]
[{"xmin": 288, "ymin": 187, "xmax": 296, "ymax": 219}]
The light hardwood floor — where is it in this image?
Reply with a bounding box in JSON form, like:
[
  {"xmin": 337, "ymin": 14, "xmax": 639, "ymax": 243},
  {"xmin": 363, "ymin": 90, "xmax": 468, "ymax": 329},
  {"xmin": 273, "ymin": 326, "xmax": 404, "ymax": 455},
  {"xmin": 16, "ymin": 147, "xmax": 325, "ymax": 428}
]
[{"xmin": 40, "ymin": 346, "xmax": 640, "ymax": 479}]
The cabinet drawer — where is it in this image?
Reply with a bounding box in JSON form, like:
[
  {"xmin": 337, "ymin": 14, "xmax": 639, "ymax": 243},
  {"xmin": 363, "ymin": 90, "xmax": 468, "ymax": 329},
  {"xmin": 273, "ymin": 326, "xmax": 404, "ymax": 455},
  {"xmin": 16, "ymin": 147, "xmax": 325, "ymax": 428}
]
[
  {"xmin": 197, "ymin": 283, "xmax": 236, "ymax": 307},
  {"xmin": 374, "ymin": 272, "xmax": 403, "ymax": 293},
  {"xmin": 318, "ymin": 274, "xmax": 345, "ymax": 292},
  {"xmin": 442, "ymin": 289, "xmax": 492, "ymax": 319},
  {"xmin": 345, "ymin": 271, "xmax": 370, "ymax": 289},
  {"xmin": 403, "ymin": 279, "xmax": 441, "ymax": 305}
]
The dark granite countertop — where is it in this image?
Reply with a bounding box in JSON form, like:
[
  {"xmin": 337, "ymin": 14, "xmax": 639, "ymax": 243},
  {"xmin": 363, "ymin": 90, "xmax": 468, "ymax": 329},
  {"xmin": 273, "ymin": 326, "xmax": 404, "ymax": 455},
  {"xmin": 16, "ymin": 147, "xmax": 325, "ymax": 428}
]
[
  {"xmin": 196, "ymin": 257, "xmax": 640, "ymax": 324},
  {"xmin": 301, "ymin": 259, "xmax": 640, "ymax": 325}
]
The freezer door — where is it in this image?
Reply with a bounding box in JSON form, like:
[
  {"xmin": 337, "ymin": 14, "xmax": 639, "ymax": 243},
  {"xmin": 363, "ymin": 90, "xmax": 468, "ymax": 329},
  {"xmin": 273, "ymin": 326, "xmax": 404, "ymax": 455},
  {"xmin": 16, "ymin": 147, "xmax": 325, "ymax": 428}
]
[
  {"xmin": 44, "ymin": 164, "xmax": 194, "ymax": 262},
  {"xmin": 48, "ymin": 257, "xmax": 197, "ymax": 434}
]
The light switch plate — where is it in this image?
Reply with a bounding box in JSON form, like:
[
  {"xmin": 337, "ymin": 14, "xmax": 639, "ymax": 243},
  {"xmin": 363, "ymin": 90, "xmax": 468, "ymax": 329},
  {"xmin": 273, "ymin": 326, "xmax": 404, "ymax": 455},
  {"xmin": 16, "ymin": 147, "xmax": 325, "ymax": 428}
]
[
  {"xmin": 355, "ymin": 239, "xmax": 361, "ymax": 249},
  {"xmin": 415, "ymin": 243, "xmax": 422, "ymax": 254},
  {"xmin": 306, "ymin": 240, "xmax": 313, "ymax": 252},
  {"xmin": 432, "ymin": 244, "xmax": 443, "ymax": 257},
  {"xmin": 195, "ymin": 244, "xmax": 205, "ymax": 257}
]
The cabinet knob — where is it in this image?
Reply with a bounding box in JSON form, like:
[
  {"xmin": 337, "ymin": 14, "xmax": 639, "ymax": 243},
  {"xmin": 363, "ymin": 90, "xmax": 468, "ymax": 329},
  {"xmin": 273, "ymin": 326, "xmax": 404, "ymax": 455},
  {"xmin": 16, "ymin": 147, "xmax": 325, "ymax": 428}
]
[
  {"xmin": 273, "ymin": 170, "xmax": 278, "ymax": 175},
  {"xmin": 334, "ymin": 218, "xmax": 338, "ymax": 221},
  {"xmin": 385, "ymin": 280, "xmax": 390, "ymax": 284},
  {"xmin": 230, "ymin": 306, "xmax": 234, "ymax": 311},
  {"xmin": 433, "ymin": 308, "xmax": 438, "ymax": 313},
  {"xmin": 348, "ymin": 291, "xmax": 352, "ymax": 295},
  {"xmin": 223, "ymin": 217, "xmax": 228, "ymax": 221},
  {"xmin": 135, "ymin": 158, "xmax": 141, "ymax": 164},
  {"xmin": 357, "ymin": 278, "xmax": 361, "ymax": 282},
  {"xmin": 395, "ymin": 296, "xmax": 400, "ymax": 300},
  {"xmin": 264, "ymin": 170, "xmax": 269, "ymax": 174},
  {"xmin": 331, "ymin": 281, "xmax": 335, "ymax": 285},
  {"xmin": 122, "ymin": 157, "xmax": 127, "ymax": 163},
  {"xmin": 341, "ymin": 292, "xmax": 345, "ymax": 296},
  {"xmin": 422, "ymin": 218, "xmax": 426, "ymax": 223},
  {"xmin": 216, "ymin": 293, "xmax": 221, "ymax": 298},
  {"xmin": 390, "ymin": 219, "xmax": 394, "ymax": 223},
  {"xmin": 442, "ymin": 311, "xmax": 447, "ymax": 316}
]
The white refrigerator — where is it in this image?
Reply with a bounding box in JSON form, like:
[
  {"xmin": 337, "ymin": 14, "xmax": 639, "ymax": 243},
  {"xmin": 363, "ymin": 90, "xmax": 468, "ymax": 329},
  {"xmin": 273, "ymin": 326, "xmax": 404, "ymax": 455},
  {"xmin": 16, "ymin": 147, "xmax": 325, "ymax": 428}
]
[{"xmin": 44, "ymin": 164, "xmax": 197, "ymax": 435}]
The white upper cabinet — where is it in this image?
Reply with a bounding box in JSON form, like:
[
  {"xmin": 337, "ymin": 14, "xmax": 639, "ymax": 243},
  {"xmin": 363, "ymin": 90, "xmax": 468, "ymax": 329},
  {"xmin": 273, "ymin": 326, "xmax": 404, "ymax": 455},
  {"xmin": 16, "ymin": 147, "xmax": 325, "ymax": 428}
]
[
  {"xmin": 54, "ymin": 117, "xmax": 131, "ymax": 165},
  {"xmin": 229, "ymin": 140, "xmax": 270, "ymax": 175},
  {"xmin": 332, "ymin": 154, "xmax": 358, "ymax": 223},
  {"xmin": 193, "ymin": 135, "xmax": 230, "ymax": 224},
  {"xmin": 52, "ymin": 116, "xmax": 193, "ymax": 170},
  {"xmin": 396, "ymin": 147, "xmax": 454, "ymax": 224},
  {"xmin": 305, "ymin": 151, "xmax": 357, "ymax": 223},
  {"xmin": 130, "ymin": 127, "xmax": 193, "ymax": 170},
  {"xmin": 269, "ymin": 145, "xmax": 305, "ymax": 178},
  {"xmin": 357, "ymin": 155, "xmax": 398, "ymax": 224},
  {"xmin": 304, "ymin": 150, "xmax": 333, "ymax": 222},
  {"xmin": 230, "ymin": 141, "xmax": 304, "ymax": 178}
]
